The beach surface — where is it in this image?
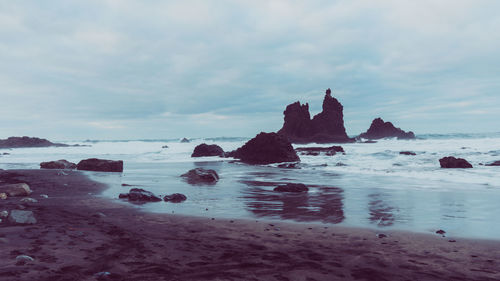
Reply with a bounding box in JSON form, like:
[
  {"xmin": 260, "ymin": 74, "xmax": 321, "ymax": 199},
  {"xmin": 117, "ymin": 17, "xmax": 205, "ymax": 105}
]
[{"xmin": 1, "ymin": 169, "xmax": 500, "ymax": 281}]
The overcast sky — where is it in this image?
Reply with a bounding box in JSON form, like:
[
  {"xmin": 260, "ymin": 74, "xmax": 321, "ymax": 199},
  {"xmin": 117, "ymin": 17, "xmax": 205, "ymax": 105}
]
[{"xmin": 1, "ymin": 1, "xmax": 499, "ymax": 140}]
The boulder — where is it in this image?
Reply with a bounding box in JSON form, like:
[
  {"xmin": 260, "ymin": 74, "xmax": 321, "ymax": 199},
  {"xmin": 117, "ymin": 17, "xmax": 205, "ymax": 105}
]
[
  {"xmin": 358, "ymin": 118, "xmax": 415, "ymax": 140},
  {"xmin": 274, "ymin": 183, "xmax": 309, "ymax": 192},
  {"xmin": 400, "ymin": 151, "xmax": 416, "ymax": 156},
  {"xmin": 228, "ymin": 132, "xmax": 299, "ymax": 164},
  {"xmin": 0, "ymin": 183, "xmax": 32, "ymax": 197},
  {"xmin": 439, "ymin": 156, "xmax": 473, "ymax": 168},
  {"xmin": 40, "ymin": 159, "xmax": 77, "ymax": 169},
  {"xmin": 485, "ymin": 161, "xmax": 500, "ymax": 166},
  {"xmin": 163, "ymin": 193, "xmax": 187, "ymax": 203},
  {"xmin": 191, "ymin": 143, "xmax": 224, "ymax": 157},
  {"xmin": 0, "ymin": 193, "xmax": 7, "ymax": 200},
  {"xmin": 8, "ymin": 210, "xmax": 37, "ymax": 224},
  {"xmin": 0, "ymin": 136, "xmax": 69, "ymax": 148},
  {"xmin": 119, "ymin": 188, "xmax": 162, "ymax": 202},
  {"xmin": 180, "ymin": 138, "xmax": 190, "ymax": 143},
  {"xmin": 296, "ymin": 146, "xmax": 344, "ymax": 156},
  {"xmin": 77, "ymin": 158, "xmax": 123, "ymax": 172},
  {"xmin": 181, "ymin": 168, "xmax": 219, "ymax": 184},
  {"xmin": 277, "ymin": 89, "xmax": 354, "ymax": 143}
]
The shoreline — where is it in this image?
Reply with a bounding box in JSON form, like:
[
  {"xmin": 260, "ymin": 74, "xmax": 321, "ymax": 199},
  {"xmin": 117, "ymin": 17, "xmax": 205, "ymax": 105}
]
[{"xmin": 1, "ymin": 169, "xmax": 500, "ymax": 280}]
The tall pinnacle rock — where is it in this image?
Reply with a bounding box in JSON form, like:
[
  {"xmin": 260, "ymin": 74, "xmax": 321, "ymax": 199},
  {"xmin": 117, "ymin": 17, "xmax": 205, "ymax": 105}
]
[{"xmin": 277, "ymin": 89, "xmax": 353, "ymax": 143}]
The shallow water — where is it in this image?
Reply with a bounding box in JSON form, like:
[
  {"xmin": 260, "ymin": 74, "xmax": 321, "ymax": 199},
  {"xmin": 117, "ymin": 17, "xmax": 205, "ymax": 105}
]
[{"xmin": 1, "ymin": 134, "xmax": 499, "ymax": 239}]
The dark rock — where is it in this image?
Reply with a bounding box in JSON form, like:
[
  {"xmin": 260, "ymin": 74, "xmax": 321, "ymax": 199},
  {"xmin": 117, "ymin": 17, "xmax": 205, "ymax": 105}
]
[
  {"xmin": 362, "ymin": 140, "xmax": 377, "ymax": 143},
  {"xmin": 180, "ymin": 138, "xmax": 190, "ymax": 143},
  {"xmin": 40, "ymin": 159, "xmax": 77, "ymax": 169},
  {"xmin": 77, "ymin": 158, "xmax": 123, "ymax": 172},
  {"xmin": 191, "ymin": 143, "xmax": 224, "ymax": 157},
  {"xmin": 399, "ymin": 151, "xmax": 416, "ymax": 156},
  {"xmin": 277, "ymin": 89, "xmax": 354, "ymax": 143},
  {"xmin": 439, "ymin": 156, "xmax": 473, "ymax": 168},
  {"xmin": 0, "ymin": 183, "xmax": 32, "ymax": 197},
  {"xmin": 8, "ymin": 210, "xmax": 37, "ymax": 224},
  {"xmin": 436, "ymin": 229, "xmax": 446, "ymax": 235},
  {"xmin": 181, "ymin": 168, "xmax": 219, "ymax": 184},
  {"xmin": 358, "ymin": 118, "xmax": 415, "ymax": 140},
  {"xmin": 2, "ymin": 153, "xmax": 10, "ymax": 155},
  {"xmin": 273, "ymin": 183, "xmax": 308, "ymax": 192},
  {"xmin": 163, "ymin": 193, "xmax": 187, "ymax": 203},
  {"xmin": 377, "ymin": 233, "xmax": 387, "ymax": 238},
  {"xmin": 277, "ymin": 163, "xmax": 301, "ymax": 169},
  {"xmin": 162, "ymin": 145, "xmax": 169, "ymax": 148},
  {"xmin": 119, "ymin": 188, "xmax": 161, "ymax": 202},
  {"xmin": 296, "ymin": 146, "xmax": 344, "ymax": 156},
  {"xmin": 228, "ymin": 132, "xmax": 299, "ymax": 164},
  {"xmin": 0, "ymin": 136, "xmax": 69, "ymax": 148},
  {"xmin": 485, "ymin": 161, "xmax": 500, "ymax": 166}
]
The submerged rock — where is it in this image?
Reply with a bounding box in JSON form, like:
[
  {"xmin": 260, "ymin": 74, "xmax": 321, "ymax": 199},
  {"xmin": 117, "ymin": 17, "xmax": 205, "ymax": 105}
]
[
  {"xmin": 228, "ymin": 132, "xmax": 299, "ymax": 164},
  {"xmin": 296, "ymin": 146, "xmax": 344, "ymax": 156},
  {"xmin": 8, "ymin": 210, "xmax": 37, "ymax": 224},
  {"xmin": 40, "ymin": 159, "xmax": 77, "ymax": 169},
  {"xmin": 274, "ymin": 183, "xmax": 309, "ymax": 192},
  {"xmin": 277, "ymin": 163, "xmax": 301, "ymax": 169},
  {"xmin": 0, "ymin": 183, "xmax": 32, "ymax": 197},
  {"xmin": 277, "ymin": 88, "xmax": 354, "ymax": 143},
  {"xmin": 358, "ymin": 118, "xmax": 415, "ymax": 140},
  {"xmin": 119, "ymin": 188, "xmax": 162, "ymax": 202},
  {"xmin": 77, "ymin": 158, "xmax": 123, "ymax": 172},
  {"xmin": 191, "ymin": 143, "xmax": 224, "ymax": 157},
  {"xmin": 163, "ymin": 193, "xmax": 187, "ymax": 203},
  {"xmin": 181, "ymin": 168, "xmax": 219, "ymax": 184},
  {"xmin": 485, "ymin": 161, "xmax": 500, "ymax": 166},
  {"xmin": 439, "ymin": 156, "xmax": 473, "ymax": 168},
  {"xmin": 399, "ymin": 151, "xmax": 416, "ymax": 156}
]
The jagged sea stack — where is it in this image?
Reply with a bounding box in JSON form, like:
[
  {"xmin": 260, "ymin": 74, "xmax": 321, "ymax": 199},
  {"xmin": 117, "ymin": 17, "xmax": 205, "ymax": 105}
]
[
  {"xmin": 358, "ymin": 118, "xmax": 415, "ymax": 140},
  {"xmin": 277, "ymin": 89, "xmax": 353, "ymax": 143}
]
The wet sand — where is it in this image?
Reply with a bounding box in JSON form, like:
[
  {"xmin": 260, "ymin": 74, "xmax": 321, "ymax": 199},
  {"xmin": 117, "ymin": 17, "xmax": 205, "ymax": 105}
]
[{"xmin": 1, "ymin": 169, "xmax": 500, "ymax": 281}]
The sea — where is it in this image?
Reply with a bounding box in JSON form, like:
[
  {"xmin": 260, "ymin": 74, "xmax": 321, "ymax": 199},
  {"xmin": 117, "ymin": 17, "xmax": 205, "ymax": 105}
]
[{"xmin": 1, "ymin": 133, "xmax": 500, "ymax": 240}]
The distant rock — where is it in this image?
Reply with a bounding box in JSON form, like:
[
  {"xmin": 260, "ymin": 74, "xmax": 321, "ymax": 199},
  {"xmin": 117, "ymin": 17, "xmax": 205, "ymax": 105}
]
[
  {"xmin": 277, "ymin": 88, "xmax": 354, "ymax": 143},
  {"xmin": 191, "ymin": 143, "xmax": 224, "ymax": 157},
  {"xmin": 358, "ymin": 118, "xmax": 415, "ymax": 140},
  {"xmin": 180, "ymin": 138, "xmax": 190, "ymax": 143},
  {"xmin": 163, "ymin": 193, "xmax": 187, "ymax": 203},
  {"xmin": 77, "ymin": 158, "xmax": 123, "ymax": 172},
  {"xmin": 40, "ymin": 159, "xmax": 77, "ymax": 169},
  {"xmin": 399, "ymin": 151, "xmax": 416, "ymax": 156},
  {"xmin": 439, "ymin": 156, "xmax": 473, "ymax": 168},
  {"xmin": 162, "ymin": 145, "xmax": 169, "ymax": 149},
  {"xmin": 485, "ymin": 161, "xmax": 500, "ymax": 166},
  {"xmin": 0, "ymin": 136, "xmax": 70, "ymax": 148},
  {"xmin": 119, "ymin": 188, "xmax": 162, "ymax": 202},
  {"xmin": 181, "ymin": 168, "xmax": 219, "ymax": 184},
  {"xmin": 8, "ymin": 210, "xmax": 37, "ymax": 225},
  {"xmin": 0, "ymin": 183, "xmax": 32, "ymax": 197},
  {"xmin": 296, "ymin": 146, "xmax": 344, "ymax": 156},
  {"xmin": 227, "ymin": 132, "xmax": 299, "ymax": 164},
  {"xmin": 274, "ymin": 183, "xmax": 309, "ymax": 192}
]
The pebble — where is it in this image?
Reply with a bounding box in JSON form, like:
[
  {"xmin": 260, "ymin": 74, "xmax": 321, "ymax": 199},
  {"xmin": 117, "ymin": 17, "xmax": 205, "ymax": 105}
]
[
  {"xmin": 20, "ymin": 198, "xmax": 38, "ymax": 203},
  {"xmin": 0, "ymin": 193, "xmax": 7, "ymax": 200},
  {"xmin": 40, "ymin": 194, "xmax": 49, "ymax": 199},
  {"xmin": 377, "ymin": 233, "xmax": 388, "ymax": 238},
  {"xmin": 448, "ymin": 239, "xmax": 457, "ymax": 243},
  {"xmin": 16, "ymin": 255, "xmax": 34, "ymax": 262},
  {"xmin": 0, "ymin": 210, "xmax": 8, "ymax": 218}
]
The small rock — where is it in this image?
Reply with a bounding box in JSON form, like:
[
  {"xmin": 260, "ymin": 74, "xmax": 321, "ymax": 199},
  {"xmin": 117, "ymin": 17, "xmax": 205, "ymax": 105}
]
[
  {"xmin": 8, "ymin": 210, "xmax": 37, "ymax": 225},
  {"xmin": 16, "ymin": 204, "xmax": 26, "ymax": 210},
  {"xmin": 274, "ymin": 183, "xmax": 308, "ymax": 192},
  {"xmin": 180, "ymin": 138, "xmax": 190, "ymax": 143},
  {"xmin": 436, "ymin": 229, "xmax": 446, "ymax": 235},
  {"xmin": 77, "ymin": 158, "xmax": 123, "ymax": 172},
  {"xmin": 277, "ymin": 163, "xmax": 301, "ymax": 169},
  {"xmin": 485, "ymin": 161, "xmax": 500, "ymax": 166},
  {"xmin": 163, "ymin": 193, "xmax": 187, "ymax": 203},
  {"xmin": 448, "ymin": 239, "xmax": 456, "ymax": 243},
  {"xmin": 94, "ymin": 271, "xmax": 111, "ymax": 280},
  {"xmin": 40, "ymin": 194, "xmax": 49, "ymax": 199},
  {"xmin": 20, "ymin": 198, "xmax": 38, "ymax": 203},
  {"xmin": 40, "ymin": 159, "xmax": 77, "ymax": 169},
  {"xmin": 119, "ymin": 188, "xmax": 162, "ymax": 202},
  {"xmin": 181, "ymin": 168, "xmax": 219, "ymax": 184},
  {"xmin": 0, "ymin": 193, "xmax": 7, "ymax": 200},
  {"xmin": 0, "ymin": 210, "xmax": 7, "ymax": 218},
  {"xmin": 93, "ymin": 212, "xmax": 106, "ymax": 218},
  {"xmin": 162, "ymin": 145, "xmax": 169, "ymax": 148},
  {"xmin": 377, "ymin": 233, "xmax": 387, "ymax": 238},
  {"xmin": 16, "ymin": 255, "xmax": 34, "ymax": 262},
  {"xmin": 400, "ymin": 151, "xmax": 416, "ymax": 156},
  {"xmin": 439, "ymin": 156, "xmax": 473, "ymax": 168}
]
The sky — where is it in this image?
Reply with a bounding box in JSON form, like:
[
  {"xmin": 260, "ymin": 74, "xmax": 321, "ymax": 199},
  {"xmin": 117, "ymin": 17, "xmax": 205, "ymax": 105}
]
[{"xmin": 1, "ymin": 0, "xmax": 499, "ymax": 140}]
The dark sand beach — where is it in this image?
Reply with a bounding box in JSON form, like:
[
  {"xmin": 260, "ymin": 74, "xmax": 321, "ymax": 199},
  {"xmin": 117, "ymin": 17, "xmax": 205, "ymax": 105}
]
[{"xmin": 1, "ymin": 169, "xmax": 500, "ymax": 281}]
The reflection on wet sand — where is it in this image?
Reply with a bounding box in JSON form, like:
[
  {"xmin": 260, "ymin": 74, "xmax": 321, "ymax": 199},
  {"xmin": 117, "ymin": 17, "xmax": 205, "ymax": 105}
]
[
  {"xmin": 240, "ymin": 181, "xmax": 345, "ymax": 224},
  {"xmin": 368, "ymin": 192, "xmax": 397, "ymax": 226}
]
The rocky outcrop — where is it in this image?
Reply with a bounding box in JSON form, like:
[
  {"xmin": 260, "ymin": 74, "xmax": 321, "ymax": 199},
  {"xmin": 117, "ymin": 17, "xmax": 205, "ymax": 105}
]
[
  {"xmin": 191, "ymin": 144, "xmax": 224, "ymax": 157},
  {"xmin": 163, "ymin": 193, "xmax": 187, "ymax": 203},
  {"xmin": 40, "ymin": 159, "xmax": 77, "ymax": 169},
  {"xmin": 181, "ymin": 168, "xmax": 219, "ymax": 184},
  {"xmin": 295, "ymin": 146, "xmax": 344, "ymax": 156},
  {"xmin": 358, "ymin": 118, "xmax": 415, "ymax": 140},
  {"xmin": 439, "ymin": 156, "xmax": 473, "ymax": 168},
  {"xmin": 0, "ymin": 136, "xmax": 69, "ymax": 148},
  {"xmin": 77, "ymin": 158, "xmax": 123, "ymax": 172},
  {"xmin": 0, "ymin": 183, "xmax": 31, "ymax": 197},
  {"xmin": 180, "ymin": 138, "xmax": 190, "ymax": 143},
  {"xmin": 274, "ymin": 183, "xmax": 309, "ymax": 192},
  {"xmin": 400, "ymin": 151, "xmax": 416, "ymax": 156},
  {"xmin": 119, "ymin": 188, "xmax": 162, "ymax": 202},
  {"xmin": 485, "ymin": 161, "xmax": 500, "ymax": 166},
  {"xmin": 277, "ymin": 89, "xmax": 354, "ymax": 143},
  {"xmin": 8, "ymin": 210, "xmax": 37, "ymax": 224},
  {"xmin": 228, "ymin": 132, "xmax": 299, "ymax": 164}
]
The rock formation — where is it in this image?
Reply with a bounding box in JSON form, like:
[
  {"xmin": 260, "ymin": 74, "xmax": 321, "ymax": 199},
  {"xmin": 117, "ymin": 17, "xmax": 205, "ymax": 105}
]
[
  {"xmin": 439, "ymin": 156, "xmax": 473, "ymax": 168},
  {"xmin": 181, "ymin": 168, "xmax": 219, "ymax": 184},
  {"xmin": 274, "ymin": 183, "xmax": 309, "ymax": 192},
  {"xmin": 485, "ymin": 161, "xmax": 500, "ymax": 166},
  {"xmin": 191, "ymin": 144, "xmax": 224, "ymax": 157},
  {"xmin": 163, "ymin": 193, "xmax": 187, "ymax": 203},
  {"xmin": 119, "ymin": 188, "xmax": 162, "ymax": 202},
  {"xmin": 0, "ymin": 136, "xmax": 69, "ymax": 148},
  {"xmin": 40, "ymin": 160, "xmax": 77, "ymax": 169},
  {"xmin": 228, "ymin": 132, "xmax": 299, "ymax": 164},
  {"xmin": 76, "ymin": 158, "xmax": 123, "ymax": 172},
  {"xmin": 277, "ymin": 89, "xmax": 353, "ymax": 143},
  {"xmin": 358, "ymin": 118, "xmax": 415, "ymax": 140}
]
